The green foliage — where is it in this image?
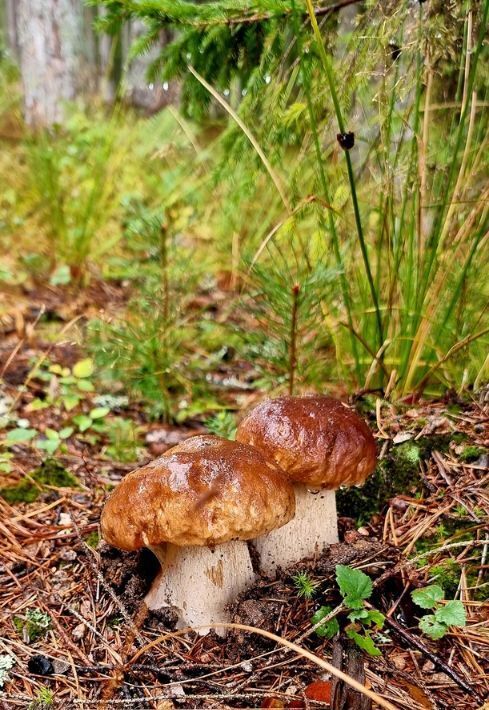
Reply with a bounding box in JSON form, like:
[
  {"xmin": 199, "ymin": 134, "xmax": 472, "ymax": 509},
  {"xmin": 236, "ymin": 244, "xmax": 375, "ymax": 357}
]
[
  {"xmin": 292, "ymin": 572, "xmax": 318, "ymax": 600},
  {"xmin": 102, "ymin": 417, "xmax": 142, "ymax": 463},
  {"xmin": 24, "ymin": 112, "xmax": 129, "ymax": 278},
  {"xmin": 13, "ymin": 608, "xmax": 51, "ymax": 643},
  {"xmin": 305, "ymin": 565, "xmax": 384, "ymax": 655},
  {"xmin": 95, "ymin": 0, "xmax": 489, "ymax": 396},
  {"xmin": 411, "ymin": 584, "xmax": 466, "ymax": 640},
  {"xmin": 205, "ymin": 411, "xmax": 237, "ymax": 440},
  {"xmin": 29, "ymin": 686, "xmax": 55, "ymax": 709},
  {"xmin": 311, "ymin": 606, "xmax": 339, "ymax": 639},
  {"xmin": 89, "ymin": 207, "xmax": 210, "ymax": 421},
  {"xmin": 335, "ymin": 565, "xmax": 373, "ymax": 610},
  {"xmin": 0, "ymin": 460, "xmax": 79, "ymax": 504},
  {"xmin": 242, "ymin": 258, "xmax": 337, "ymax": 393},
  {"xmin": 411, "ymin": 584, "xmax": 444, "ymax": 610}
]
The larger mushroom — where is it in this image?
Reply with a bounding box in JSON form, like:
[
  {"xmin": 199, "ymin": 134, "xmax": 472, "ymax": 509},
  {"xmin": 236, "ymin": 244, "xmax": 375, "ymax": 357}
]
[
  {"xmin": 101, "ymin": 435, "xmax": 294, "ymax": 633},
  {"xmin": 236, "ymin": 395, "xmax": 376, "ymax": 574}
]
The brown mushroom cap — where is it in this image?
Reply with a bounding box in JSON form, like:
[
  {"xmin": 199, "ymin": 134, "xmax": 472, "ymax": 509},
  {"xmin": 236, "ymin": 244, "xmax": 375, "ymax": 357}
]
[
  {"xmin": 236, "ymin": 395, "xmax": 376, "ymax": 489},
  {"xmin": 101, "ymin": 435, "xmax": 295, "ymax": 551}
]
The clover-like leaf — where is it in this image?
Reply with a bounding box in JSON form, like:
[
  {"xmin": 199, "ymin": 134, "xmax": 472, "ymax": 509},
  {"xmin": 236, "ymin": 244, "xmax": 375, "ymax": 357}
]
[
  {"xmin": 336, "ymin": 565, "xmax": 373, "ymax": 609},
  {"xmin": 411, "ymin": 585, "xmax": 444, "ymax": 610},
  {"xmin": 419, "ymin": 614, "xmax": 447, "ymax": 640},
  {"xmin": 311, "ymin": 606, "xmax": 340, "ymax": 639},
  {"xmin": 73, "ymin": 358, "xmax": 94, "ymax": 379},
  {"xmin": 435, "ymin": 600, "xmax": 466, "ymax": 628},
  {"xmin": 89, "ymin": 407, "xmax": 110, "ymax": 420},
  {"xmin": 5, "ymin": 428, "xmax": 37, "ymax": 444},
  {"xmin": 73, "ymin": 415, "xmax": 93, "ymax": 432}
]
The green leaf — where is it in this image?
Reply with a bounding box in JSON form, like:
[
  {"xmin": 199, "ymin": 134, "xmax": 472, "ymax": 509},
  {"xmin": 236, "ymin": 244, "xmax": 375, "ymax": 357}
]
[
  {"xmin": 311, "ymin": 606, "xmax": 340, "ymax": 639},
  {"xmin": 62, "ymin": 395, "xmax": 80, "ymax": 411},
  {"xmin": 335, "ymin": 565, "xmax": 373, "ymax": 608},
  {"xmin": 89, "ymin": 407, "xmax": 110, "ymax": 420},
  {"xmin": 435, "ymin": 601, "xmax": 466, "ymax": 628},
  {"xmin": 411, "ymin": 585, "xmax": 444, "ymax": 610},
  {"xmin": 346, "ymin": 628, "xmax": 382, "ymax": 656},
  {"xmin": 364, "ymin": 610, "xmax": 385, "ymax": 628},
  {"xmin": 73, "ymin": 358, "xmax": 94, "ymax": 379},
  {"xmin": 26, "ymin": 399, "xmax": 49, "ymax": 412},
  {"xmin": 59, "ymin": 427, "xmax": 74, "ymax": 440},
  {"xmin": 45, "ymin": 429, "xmax": 60, "ymax": 441},
  {"xmin": 73, "ymin": 415, "xmax": 93, "ymax": 433},
  {"xmin": 49, "ymin": 264, "xmax": 71, "ymax": 286},
  {"xmin": 37, "ymin": 439, "xmax": 60, "ymax": 455},
  {"xmin": 5, "ymin": 428, "xmax": 37, "ymax": 443},
  {"xmin": 419, "ymin": 614, "xmax": 447, "ymax": 640},
  {"xmin": 77, "ymin": 379, "xmax": 94, "ymax": 392},
  {"xmin": 348, "ymin": 609, "xmax": 369, "ymax": 622},
  {"xmin": 59, "ymin": 375, "xmax": 77, "ymax": 385}
]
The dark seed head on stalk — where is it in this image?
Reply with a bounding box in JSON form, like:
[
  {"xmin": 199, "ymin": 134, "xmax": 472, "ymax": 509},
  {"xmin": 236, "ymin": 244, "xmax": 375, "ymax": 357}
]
[
  {"xmin": 337, "ymin": 132, "xmax": 355, "ymax": 150},
  {"xmin": 389, "ymin": 42, "xmax": 401, "ymax": 61}
]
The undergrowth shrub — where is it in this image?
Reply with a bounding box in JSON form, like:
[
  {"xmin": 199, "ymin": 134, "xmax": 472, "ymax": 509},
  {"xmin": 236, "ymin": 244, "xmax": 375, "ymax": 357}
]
[
  {"xmin": 96, "ymin": 0, "xmax": 489, "ymax": 397},
  {"xmin": 89, "ymin": 206, "xmax": 211, "ymax": 421}
]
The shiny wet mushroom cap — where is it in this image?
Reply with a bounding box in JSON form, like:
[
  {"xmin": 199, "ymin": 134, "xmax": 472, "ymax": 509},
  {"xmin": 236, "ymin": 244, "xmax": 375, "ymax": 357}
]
[
  {"xmin": 101, "ymin": 435, "xmax": 295, "ymax": 633},
  {"xmin": 236, "ymin": 395, "xmax": 377, "ymax": 574}
]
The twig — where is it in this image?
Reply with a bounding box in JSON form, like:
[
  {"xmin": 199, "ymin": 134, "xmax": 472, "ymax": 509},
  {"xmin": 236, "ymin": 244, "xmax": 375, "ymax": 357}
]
[
  {"xmin": 127, "ymin": 622, "xmax": 398, "ymax": 710},
  {"xmin": 383, "ymin": 615, "xmax": 480, "ymax": 700}
]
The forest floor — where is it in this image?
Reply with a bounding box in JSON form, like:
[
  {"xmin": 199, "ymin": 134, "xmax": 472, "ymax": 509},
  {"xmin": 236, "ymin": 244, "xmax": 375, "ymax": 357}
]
[{"xmin": 0, "ymin": 281, "xmax": 488, "ymax": 709}]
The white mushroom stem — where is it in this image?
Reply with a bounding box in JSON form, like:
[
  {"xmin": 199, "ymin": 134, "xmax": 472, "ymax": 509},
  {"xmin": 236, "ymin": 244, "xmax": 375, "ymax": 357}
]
[
  {"xmin": 145, "ymin": 541, "xmax": 255, "ymax": 636},
  {"xmin": 253, "ymin": 484, "xmax": 338, "ymax": 576}
]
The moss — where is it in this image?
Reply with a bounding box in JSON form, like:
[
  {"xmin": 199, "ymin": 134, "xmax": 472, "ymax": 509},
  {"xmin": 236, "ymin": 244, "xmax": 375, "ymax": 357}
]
[
  {"xmin": 85, "ymin": 531, "xmax": 100, "ymax": 549},
  {"xmin": 33, "ymin": 459, "xmax": 79, "ymax": 488},
  {"xmin": 459, "ymin": 445, "xmax": 487, "ymax": 463},
  {"xmin": 0, "ymin": 459, "xmax": 79, "ymax": 504},
  {"xmin": 0, "ymin": 479, "xmax": 41, "ymax": 504},
  {"xmin": 430, "ymin": 559, "xmax": 461, "ymax": 597},
  {"xmin": 337, "ymin": 441, "xmax": 422, "ymax": 522}
]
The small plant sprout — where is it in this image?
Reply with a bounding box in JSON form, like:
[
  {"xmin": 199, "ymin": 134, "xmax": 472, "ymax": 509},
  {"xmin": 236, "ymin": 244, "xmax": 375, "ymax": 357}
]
[
  {"xmin": 293, "ymin": 572, "xmax": 318, "ymax": 599},
  {"xmin": 101, "ymin": 436, "xmax": 294, "ymax": 634},
  {"xmin": 236, "ymin": 396, "xmax": 376, "ymax": 574},
  {"xmin": 309, "ymin": 566, "xmax": 385, "ymax": 656},
  {"xmin": 411, "ymin": 584, "xmax": 466, "ymax": 640},
  {"xmin": 13, "ymin": 608, "xmax": 51, "ymax": 643},
  {"xmin": 205, "ymin": 411, "xmax": 237, "ymax": 440}
]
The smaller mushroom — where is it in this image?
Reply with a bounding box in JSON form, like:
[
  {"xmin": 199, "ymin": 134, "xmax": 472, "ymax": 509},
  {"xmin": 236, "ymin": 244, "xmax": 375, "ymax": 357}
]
[
  {"xmin": 236, "ymin": 395, "xmax": 377, "ymax": 574},
  {"xmin": 101, "ymin": 435, "xmax": 294, "ymax": 634}
]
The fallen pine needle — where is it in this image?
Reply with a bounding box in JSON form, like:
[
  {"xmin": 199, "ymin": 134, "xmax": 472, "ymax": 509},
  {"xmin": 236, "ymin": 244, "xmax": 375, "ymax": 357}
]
[{"xmin": 127, "ymin": 621, "xmax": 398, "ymax": 710}]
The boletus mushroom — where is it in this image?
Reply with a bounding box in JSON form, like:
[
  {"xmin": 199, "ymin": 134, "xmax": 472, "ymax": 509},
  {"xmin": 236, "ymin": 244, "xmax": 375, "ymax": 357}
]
[
  {"xmin": 101, "ymin": 435, "xmax": 294, "ymax": 633},
  {"xmin": 236, "ymin": 395, "xmax": 376, "ymax": 574}
]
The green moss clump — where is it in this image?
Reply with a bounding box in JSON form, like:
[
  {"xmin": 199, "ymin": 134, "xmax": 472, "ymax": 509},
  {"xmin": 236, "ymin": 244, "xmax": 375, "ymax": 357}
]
[
  {"xmin": 0, "ymin": 479, "xmax": 41, "ymax": 504},
  {"xmin": 430, "ymin": 559, "xmax": 461, "ymax": 597},
  {"xmin": 85, "ymin": 531, "xmax": 100, "ymax": 549},
  {"xmin": 337, "ymin": 441, "xmax": 422, "ymax": 522},
  {"xmin": 459, "ymin": 445, "xmax": 487, "ymax": 463},
  {"xmin": 0, "ymin": 459, "xmax": 79, "ymax": 504},
  {"xmin": 33, "ymin": 459, "xmax": 79, "ymax": 487}
]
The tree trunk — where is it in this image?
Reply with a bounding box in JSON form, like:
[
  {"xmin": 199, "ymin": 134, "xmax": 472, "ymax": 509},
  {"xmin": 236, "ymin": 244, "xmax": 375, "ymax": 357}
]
[
  {"xmin": 4, "ymin": 0, "xmax": 19, "ymax": 60},
  {"xmin": 125, "ymin": 20, "xmax": 178, "ymax": 113},
  {"xmin": 16, "ymin": 0, "xmax": 84, "ymax": 128}
]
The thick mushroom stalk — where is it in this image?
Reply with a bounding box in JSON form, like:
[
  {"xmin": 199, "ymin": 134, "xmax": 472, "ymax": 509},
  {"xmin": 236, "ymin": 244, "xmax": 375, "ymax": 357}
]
[
  {"xmin": 100, "ymin": 435, "xmax": 294, "ymax": 635},
  {"xmin": 253, "ymin": 485, "xmax": 338, "ymax": 575},
  {"xmin": 236, "ymin": 395, "xmax": 377, "ymax": 576},
  {"xmin": 145, "ymin": 542, "xmax": 254, "ymax": 635}
]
